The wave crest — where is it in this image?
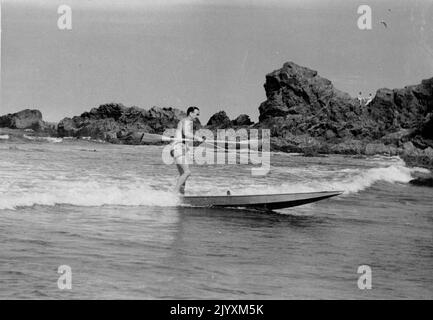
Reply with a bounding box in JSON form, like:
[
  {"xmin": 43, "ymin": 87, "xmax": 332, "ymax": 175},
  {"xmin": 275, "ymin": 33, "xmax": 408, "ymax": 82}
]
[
  {"xmin": 0, "ymin": 160, "xmax": 429, "ymax": 210},
  {"xmin": 0, "ymin": 180, "xmax": 180, "ymax": 210}
]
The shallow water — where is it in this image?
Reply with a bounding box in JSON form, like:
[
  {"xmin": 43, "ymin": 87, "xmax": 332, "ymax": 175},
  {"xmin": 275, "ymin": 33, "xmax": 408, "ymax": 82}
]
[{"xmin": 0, "ymin": 140, "xmax": 432, "ymax": 299}]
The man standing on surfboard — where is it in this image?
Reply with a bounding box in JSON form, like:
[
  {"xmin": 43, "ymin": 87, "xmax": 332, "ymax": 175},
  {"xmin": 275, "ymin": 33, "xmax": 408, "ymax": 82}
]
[{"xmin": 171, "ymin": 106, "xmax": 204, "ymax": 195}]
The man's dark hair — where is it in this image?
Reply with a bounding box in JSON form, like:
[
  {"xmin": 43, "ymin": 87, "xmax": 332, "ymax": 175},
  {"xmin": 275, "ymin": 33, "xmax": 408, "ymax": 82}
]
[{"xmin": 187, "ymin": 106, "xmax": 199, "ymax": 116}]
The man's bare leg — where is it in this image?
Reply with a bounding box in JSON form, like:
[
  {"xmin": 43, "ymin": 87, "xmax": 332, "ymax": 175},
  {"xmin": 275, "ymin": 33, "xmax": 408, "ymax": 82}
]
[
  {"xmin": 175, "ymin": 158, "xmax": 190, "ymax": 195},
  {"xmin": 176, "ymin": 163, "xmax": 187, "ymax": 194}
]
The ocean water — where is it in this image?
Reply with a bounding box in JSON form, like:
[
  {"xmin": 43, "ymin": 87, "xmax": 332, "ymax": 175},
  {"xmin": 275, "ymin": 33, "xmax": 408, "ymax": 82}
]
[{"xmin": 0, "ymin": 139, "xmax": 432, "ymax": 299}]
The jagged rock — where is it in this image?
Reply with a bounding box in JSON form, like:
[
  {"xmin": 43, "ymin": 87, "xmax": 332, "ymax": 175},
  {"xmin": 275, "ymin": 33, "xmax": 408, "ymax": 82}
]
[
  {"xmin": 121, "ymin": 131, "xmax": 146, "ymax": 145},
  {"xmin": 363, "ymin": 79, "xmax": 432, "ymax": 141},
  {"xmin": 409, "ymin": 176, "xmax": 433, "ymax": 187},
  {"xmin": 256, "ymin": 61, "xmax": 433, "ymax": 168},
  {"xmin": 424, "ymin": 147, "xmax": 433, "ymax": 157},
  {"xmin": 380, "ymin": 129, "xmax": 412, "ymax": 145},
  {"xmin": 232, "ymin": 114, "xmax": 253, "ymax": 126},
  {"xmin": 0, "ymin": 109, "xmax": 44, "ymax": 130},
  {"xmin": 258, "ymin": 62, "xmax": 366, "ymax": 139},
  {"xmin": 400, "ymin": 144, "xmax": 433, "ymax": 170},
  {"xmin": 206, "ymin": 111, "xmax": 232, "ymax": 129},
  {"xmin": 402, "ymin": 141, "xmax": 421, "ymax": 156},
  {"xmin": 57, "ymin": 117, "xmax": 80, "ymax": 137},
  {"xmin": 269, "ymin": 137, "xmax": 302, "ymax": 153},
  {"xmin": 406, "ymin": 113, "xmax": 433, "ymax": 149},
  {"xmin": 366, "ymin": 79, "xmax": 433, "ymax": 135},
  {"xmin": 258, "ymin": 62, "xmax": 433, "ymax": 146},
  {"xmin": 81, "ymin": 103, "xmax": 126, "ymax": 121},
  {"xmin": 143, "ymin": 106, "xmax": 187, "ymax": 133},
  {"xmin": 419, "ymin": 113, "xmax": 433, "ymax": 139},
  {"xmin": 78, "ymin": 118, "xmax": 121, "ymax": 139},
  {"xmin": 104, "ymin": 131, "xmax": 119, "ymax": 142},
  {"xmin": 57, "ymin": 103, "xmax": 187, "ymax": 144}
]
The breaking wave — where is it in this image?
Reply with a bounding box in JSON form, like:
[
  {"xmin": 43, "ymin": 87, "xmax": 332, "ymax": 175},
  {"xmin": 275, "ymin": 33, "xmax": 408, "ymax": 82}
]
[
  {"xmin": 313, "ymin": 164, "xmax": 429, "ymax": 194},
  {"xmin": 0, "ymin": 179, "xmax": 180, "ymax": 210},
  {"xmin": 183, "ymin": 164, "xmax": 430, "ymax": 196},
  {"xmin": 0, "ymin": 147, "xmax": 429, "ymax": 210}
]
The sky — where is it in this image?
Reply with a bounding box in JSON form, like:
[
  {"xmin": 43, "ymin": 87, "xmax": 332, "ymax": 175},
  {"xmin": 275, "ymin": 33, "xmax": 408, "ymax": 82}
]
[{"xmin": 1, "ymin": 0, "xmax": 433, "ymax": 123}]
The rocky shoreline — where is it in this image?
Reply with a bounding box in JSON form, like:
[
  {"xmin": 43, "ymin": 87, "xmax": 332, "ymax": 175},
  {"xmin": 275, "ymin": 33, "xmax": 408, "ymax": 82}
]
[
  {"xmin": 254, "ymin": 62, "xmax": 432, "ymax": 170},
  {"xmin": 2, "ymin": 61, "xmax": 432, "ymax": 179}
]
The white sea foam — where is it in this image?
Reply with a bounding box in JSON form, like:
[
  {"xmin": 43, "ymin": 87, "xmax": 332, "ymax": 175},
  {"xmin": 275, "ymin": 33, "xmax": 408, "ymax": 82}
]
[
  {"xmin": 0, "ymin": 179, "xmax": 180, "ymax": 210},
  {"xmin": 321, "ymin": 165, "xmax": 428, "ymax": 193},
  {"xmin": 23, "ymin": 135, "xmax": 63, "ymax": 143},
  {"xmin": 0, "ymin": 153, "xmax": 429, "ymax": 209},
  {"xmin": 62, "ymin": 136, "xmax": 105, "ymax": 143},
  {"xmin": 201, "ymin": 164, "xmax": 430, "ymax": 196},
  {"xmin": 0, "ymin": 135, "xmax": 10, "ymax": 140},
  {"xmin": 91, "ymin": 139, "xmax": 106, "ymax": 144}
]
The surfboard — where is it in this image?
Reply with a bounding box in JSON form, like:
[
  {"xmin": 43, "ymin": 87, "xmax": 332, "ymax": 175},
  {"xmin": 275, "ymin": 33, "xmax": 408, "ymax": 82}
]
[{"xmin": 181, "ymin": 190, "xmax": 343, "ymax": 211}]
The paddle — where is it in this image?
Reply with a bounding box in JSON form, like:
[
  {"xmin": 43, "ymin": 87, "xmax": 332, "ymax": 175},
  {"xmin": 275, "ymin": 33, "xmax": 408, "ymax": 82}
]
[
  {"xmin": 139, "ymin": 132, "xmax": 175, "ymax": 143},
  {"xmin": 139, "ymin": 132, "xmax": 258, "ymax": 146}
]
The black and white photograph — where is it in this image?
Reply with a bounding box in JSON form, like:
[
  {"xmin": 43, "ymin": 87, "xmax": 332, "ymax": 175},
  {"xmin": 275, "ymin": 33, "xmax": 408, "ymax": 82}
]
[{"xmin": 0, "ymin": 0, "xmax": 432, "ymax": 302}]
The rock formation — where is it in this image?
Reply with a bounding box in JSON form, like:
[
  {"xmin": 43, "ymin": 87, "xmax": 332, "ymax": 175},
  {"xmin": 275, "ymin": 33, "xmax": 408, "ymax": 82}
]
[
  {"xmin": 57, "ymin": 103, "xmax": 188, "ymax": 144},
  {"xmin": 232, "ymin": 114, "xmax": 253, "ymax": 126},
  {"xmin": 206, "ymin": 111, "xmax": 232, "ymax": 129},
  {"xmin": 0, "ymin": 109, "xmax": 58, "ymax": 136},
  {"xmin": 409, "ymin": 176, "xmax": 433, "ymax": 187},
  {"xmin": 0, "ymin": 109, "xmax": 44, "ymax": 130},
  {"xmin": 256, "ymin": 61, "xmax": 433, "ymax": 166}
]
